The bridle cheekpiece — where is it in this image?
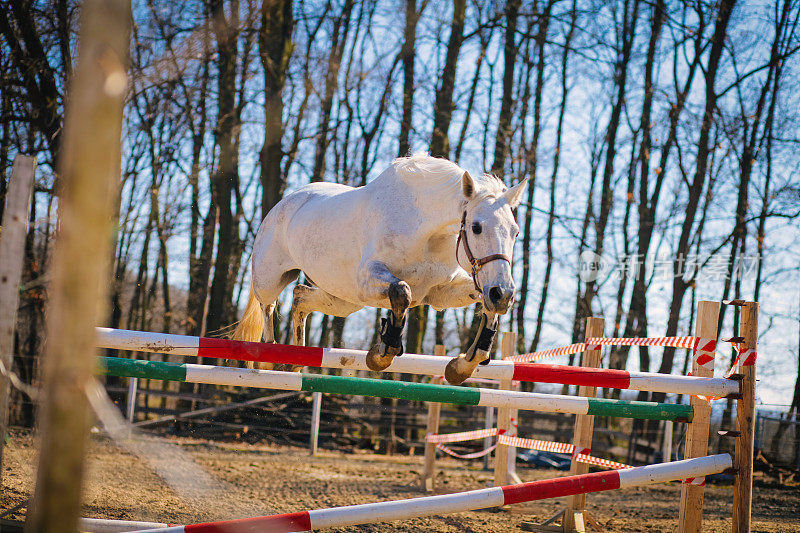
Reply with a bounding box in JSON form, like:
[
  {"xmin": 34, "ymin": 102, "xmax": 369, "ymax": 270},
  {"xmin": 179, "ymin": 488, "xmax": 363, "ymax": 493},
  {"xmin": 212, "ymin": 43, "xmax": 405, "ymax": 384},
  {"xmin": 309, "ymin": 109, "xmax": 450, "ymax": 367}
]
[{"xmin": 456, "ymin": 211, "xmax": 512, "ymax": 293}]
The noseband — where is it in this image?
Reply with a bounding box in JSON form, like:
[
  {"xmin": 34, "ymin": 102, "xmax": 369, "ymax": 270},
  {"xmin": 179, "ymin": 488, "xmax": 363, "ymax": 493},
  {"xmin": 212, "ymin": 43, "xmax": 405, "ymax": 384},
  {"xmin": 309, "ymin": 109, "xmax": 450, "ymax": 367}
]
[{"xmin": 456, "ymin": 211, "xmax": 512, "ymax": 293}]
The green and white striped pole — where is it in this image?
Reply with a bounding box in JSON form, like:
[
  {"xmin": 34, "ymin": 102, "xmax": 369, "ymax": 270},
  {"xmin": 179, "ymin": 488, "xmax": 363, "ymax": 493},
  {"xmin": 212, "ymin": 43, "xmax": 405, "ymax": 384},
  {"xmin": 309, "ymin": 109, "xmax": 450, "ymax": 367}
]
[{"xmin": 98, "ymin": 357, "xmax": 693, "ymax": 422}]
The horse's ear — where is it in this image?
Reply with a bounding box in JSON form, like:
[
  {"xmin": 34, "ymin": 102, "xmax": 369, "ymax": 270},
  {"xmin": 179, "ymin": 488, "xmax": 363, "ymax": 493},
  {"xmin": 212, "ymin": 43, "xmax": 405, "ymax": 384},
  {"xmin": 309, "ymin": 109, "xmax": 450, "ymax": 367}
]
[
  {"xmin": 503, "ymin": 177, "xmax": 528, "ymax": 208},
  {"xmin": 461, "ymin": 171, "xmax": 475, "ymax": 198}
]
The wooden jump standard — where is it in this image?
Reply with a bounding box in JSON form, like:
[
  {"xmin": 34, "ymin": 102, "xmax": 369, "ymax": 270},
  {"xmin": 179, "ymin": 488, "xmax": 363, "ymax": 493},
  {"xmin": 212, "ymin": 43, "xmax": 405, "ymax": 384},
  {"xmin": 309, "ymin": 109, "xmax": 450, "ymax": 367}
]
[
  {"xmin": 122, "ymin": 455, "xmax": 732, "ymax": 533},
  {"xmin": 97, "ymin": 357, "xmax": 693, "ymax": 422},
  {"xmin": 95, "ymin": 327, "xmax": 739, "ymax": 397}
]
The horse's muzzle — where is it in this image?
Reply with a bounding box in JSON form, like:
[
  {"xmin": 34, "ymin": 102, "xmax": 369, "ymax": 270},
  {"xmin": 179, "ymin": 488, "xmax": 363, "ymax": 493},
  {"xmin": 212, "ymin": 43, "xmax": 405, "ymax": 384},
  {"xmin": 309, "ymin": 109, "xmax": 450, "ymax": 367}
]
[{"xmin": 485, "ymin": 285, "xmax": 514, "ymax": 314}]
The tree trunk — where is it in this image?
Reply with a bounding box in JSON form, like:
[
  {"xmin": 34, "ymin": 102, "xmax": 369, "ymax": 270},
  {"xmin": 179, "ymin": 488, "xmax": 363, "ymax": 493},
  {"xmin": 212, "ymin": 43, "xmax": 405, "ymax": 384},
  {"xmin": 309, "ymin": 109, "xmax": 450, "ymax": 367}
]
[
  {"xmin": 206, "ymin": 0, "xmax": 241, "ymax": 337},
  {"xmin": 310, "ymin": 0, "xmax": 355, "ymax": 182},
  {"xmin": 516, "ymin": 0, "xmax": 553, "ymax": 351},
  {"xmin": 576, "ymin": 0, "xmax": 640, "ymax": 333},
  {"xmin": 717, "ymin": 0, "xmax": 789, "ymax": 333},
  {"xmin": 610, "ymin": 0, "xmax": 704, "ymax": 376},
  {"xmin": 397, "ymin": 0, "xmax": 420, "ymax": 157},
  {"xmin": 259, "ymin": 0, "xmax": 293, "ymax": 218},
  {"xmin": 0, "ymin": 2, "xmax": 63, "ymax": 161},
  {"xmin": 489, "ymin": 0, "xmax": 521, "ymax": 178},
  {"xmin": 406, "ymin": 0, "xmax": 467, "ymax": 355},
  {"xmin": 428, "ymin": 0, "xmax": 466, "ymax": 158},
  {"xmin": 530, "ymin": 0, "xmax": 576, "ymax": 353},
  {"xmin": 658, "ymin": 0, "xmax": 736, "ymax": 379}
]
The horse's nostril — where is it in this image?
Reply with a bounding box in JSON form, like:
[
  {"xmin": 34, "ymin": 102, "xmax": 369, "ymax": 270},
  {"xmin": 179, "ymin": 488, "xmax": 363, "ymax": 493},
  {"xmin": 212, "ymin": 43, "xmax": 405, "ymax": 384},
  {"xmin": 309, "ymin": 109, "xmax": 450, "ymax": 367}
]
[{"xmin": 489, "ymin": 286, "xmax": 503, "ymax": 304}]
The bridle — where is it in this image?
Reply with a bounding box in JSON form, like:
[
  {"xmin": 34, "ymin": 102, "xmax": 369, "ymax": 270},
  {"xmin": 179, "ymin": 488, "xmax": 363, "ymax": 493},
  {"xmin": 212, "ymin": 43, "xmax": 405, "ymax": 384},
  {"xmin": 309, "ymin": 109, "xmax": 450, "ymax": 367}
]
[{"xmin": 456, "ymin": 211, "xmax": 512, "ymax": 293}]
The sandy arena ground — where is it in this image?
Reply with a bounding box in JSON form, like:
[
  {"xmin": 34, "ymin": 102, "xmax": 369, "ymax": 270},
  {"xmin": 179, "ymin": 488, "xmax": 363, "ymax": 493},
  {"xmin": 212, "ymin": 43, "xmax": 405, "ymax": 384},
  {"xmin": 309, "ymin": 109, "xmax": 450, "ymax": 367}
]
[{"xmin": 2, "ymin": 430, "xmax": 798, "ymax": 532}]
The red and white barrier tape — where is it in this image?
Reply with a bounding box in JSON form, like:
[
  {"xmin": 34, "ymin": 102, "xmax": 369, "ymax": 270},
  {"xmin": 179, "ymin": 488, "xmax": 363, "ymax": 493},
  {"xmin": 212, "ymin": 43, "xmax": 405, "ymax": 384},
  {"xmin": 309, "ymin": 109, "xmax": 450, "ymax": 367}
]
[
  {"xmin": 435, "ymin": 443, "xmax": 497, "ymax": 459},
  {"xmin": 498, "ymin": 435, "xmax": 571, "ymax": 454},
  {"xmin": 497, "ymin": 435, "xmax": 631, "ymax": 470},
  {"xmin": 682, "ymin": 475, "xmax": 706, "ymax": 486},
  {"xmin": 576, "ymin": 453, "xmax": 631, "ymax": 470},
  {"xmin": 693, "ymin": 342, "xmax": 756, "ymax": 402},
  {"xmin": 428, "ymin": 418, "xmax": 519, "ymax": 460},
  {"xmin": 425, "ymin": 427, "xmax": 502, "ymax": 444},
  {"xmin": 431, "ymin": 429, "xmax": 703, "ymax": 482},
  {"xmin": 505, "ymin": 343, "xmax": 590, "ymax": 363},
  {"xmin": 589, "ymin": 336, "xmax": 701, "ymax": 350},
  {"xmin": 506, "ymin": 336, "xmax": 714, "ymax": 364}
]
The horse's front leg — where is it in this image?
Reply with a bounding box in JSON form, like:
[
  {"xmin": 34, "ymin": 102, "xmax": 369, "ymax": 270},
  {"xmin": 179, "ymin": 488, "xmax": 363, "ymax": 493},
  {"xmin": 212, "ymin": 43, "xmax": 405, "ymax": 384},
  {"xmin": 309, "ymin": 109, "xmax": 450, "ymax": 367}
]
[
  {"xmin": 359, "ymin": 261, "xmax": 412, "ymax": 371},
  {"xmin": 444, "ymin": 311, "xmax": 499, "ymax": 385},
  {"xmin": 423, "ymin": 275, "xmax": 496, "ymax": 385}
]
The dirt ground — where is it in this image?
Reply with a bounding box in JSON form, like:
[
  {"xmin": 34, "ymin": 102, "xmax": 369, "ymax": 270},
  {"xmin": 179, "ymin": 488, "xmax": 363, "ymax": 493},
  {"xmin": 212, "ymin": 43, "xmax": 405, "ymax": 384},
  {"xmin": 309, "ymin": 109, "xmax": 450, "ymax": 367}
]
[{"xmin": 2, "ymin": 430, "xmax": 798, "ymax": 532}]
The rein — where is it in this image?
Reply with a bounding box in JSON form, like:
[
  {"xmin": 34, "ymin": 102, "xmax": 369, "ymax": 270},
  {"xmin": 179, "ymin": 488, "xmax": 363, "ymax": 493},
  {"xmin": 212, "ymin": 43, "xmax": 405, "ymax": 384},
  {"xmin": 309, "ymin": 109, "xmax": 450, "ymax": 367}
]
[{"xmin": 456, "ymin": 211, "xmax": 511, "ymax": 293}]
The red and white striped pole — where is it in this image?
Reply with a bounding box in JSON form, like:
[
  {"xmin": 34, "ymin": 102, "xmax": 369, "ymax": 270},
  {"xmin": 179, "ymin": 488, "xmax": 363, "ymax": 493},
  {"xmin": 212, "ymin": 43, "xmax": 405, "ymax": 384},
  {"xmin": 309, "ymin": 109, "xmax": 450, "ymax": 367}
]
[
  {"xmin": 127, "ymin": 454, "xmax": 731, "ymax": 533},
  {"xmin": 95, "ymin": 327, "xmax": 739, "ymax": 397}
]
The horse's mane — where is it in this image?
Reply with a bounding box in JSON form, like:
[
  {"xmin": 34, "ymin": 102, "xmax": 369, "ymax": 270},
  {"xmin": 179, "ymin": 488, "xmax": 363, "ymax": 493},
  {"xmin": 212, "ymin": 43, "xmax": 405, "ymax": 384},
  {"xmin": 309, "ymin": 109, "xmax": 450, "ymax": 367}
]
[{"xmin": 389, "ymin": 152, "xmax": 507, "ymax": 200}]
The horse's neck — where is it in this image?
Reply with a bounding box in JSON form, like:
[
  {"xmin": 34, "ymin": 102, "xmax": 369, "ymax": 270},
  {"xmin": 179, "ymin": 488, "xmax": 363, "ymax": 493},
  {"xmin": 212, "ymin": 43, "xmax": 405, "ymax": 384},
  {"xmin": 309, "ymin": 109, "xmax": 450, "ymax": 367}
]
[
  {"xmin": 368, "ymin": 160, "xmax": 465, "ymax": 236},
  {"xmin": 411, "ymin": 181, "xmax": 464, "ymax": 236}
]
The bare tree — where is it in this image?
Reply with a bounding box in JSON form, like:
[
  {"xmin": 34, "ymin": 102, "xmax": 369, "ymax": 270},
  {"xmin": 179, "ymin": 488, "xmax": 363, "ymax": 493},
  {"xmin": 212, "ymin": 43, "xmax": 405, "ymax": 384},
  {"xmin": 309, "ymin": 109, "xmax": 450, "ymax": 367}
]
[
  {"xmin": 572, "ymin": 0, "xmax": 641, "ymax": 344},
  {"xmin": 310, "ymin": 0, "xmax": 355, "ymax": 182},
  {"xmin": 658, "ymin": 0, "xmax": 736, "ymax": 379},
  {"xmin": 517, "ymin": 0, "xmax": 554, "ymax": 351},
  {"xmin": 406, "ymin": 0, "xmax": 466, "ymax": 354},
  {"xmin": 530, "ymin": 0, "xmax": 577, "ymax": 353}
]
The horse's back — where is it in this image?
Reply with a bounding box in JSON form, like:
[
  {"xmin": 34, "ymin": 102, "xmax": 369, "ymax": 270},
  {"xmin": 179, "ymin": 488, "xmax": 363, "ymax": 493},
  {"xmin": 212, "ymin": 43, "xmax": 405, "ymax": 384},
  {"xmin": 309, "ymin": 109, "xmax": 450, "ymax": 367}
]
[
  {"xmin": 252, "ymin": 157, "xmax": 462, "ymax": 305},
  {"xmin": 251, "ymin": 182, "xmax": 366, "ymax": 290}
]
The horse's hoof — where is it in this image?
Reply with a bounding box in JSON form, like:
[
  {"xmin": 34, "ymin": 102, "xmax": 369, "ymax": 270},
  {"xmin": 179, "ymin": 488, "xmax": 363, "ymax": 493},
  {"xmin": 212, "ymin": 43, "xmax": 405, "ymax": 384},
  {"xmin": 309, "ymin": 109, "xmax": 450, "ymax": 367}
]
[
  {"xmin": 366, "ymin": 343, "xmax": 395, "ymax": 371},
  {"xmin": 444, "ymin": 355, "xmax": 475, "ymax": 385}
]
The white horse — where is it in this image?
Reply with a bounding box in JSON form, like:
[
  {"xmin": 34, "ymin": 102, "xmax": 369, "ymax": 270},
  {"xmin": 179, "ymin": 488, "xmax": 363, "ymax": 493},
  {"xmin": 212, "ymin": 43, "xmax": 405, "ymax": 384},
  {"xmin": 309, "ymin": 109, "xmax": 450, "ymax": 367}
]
[{"xmin": 232, "ymin": 153, "xmax": 527, "ymax": 384}]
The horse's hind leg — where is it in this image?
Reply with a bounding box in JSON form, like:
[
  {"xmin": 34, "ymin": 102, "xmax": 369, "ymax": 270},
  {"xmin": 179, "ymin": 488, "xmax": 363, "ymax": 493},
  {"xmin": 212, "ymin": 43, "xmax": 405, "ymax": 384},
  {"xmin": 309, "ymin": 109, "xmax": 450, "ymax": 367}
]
[
  {"xmin": 287, "ymin": 284, "xmax": 363, "ymax": 371},
  {"xmin": 357, "ymin": 261, "xmax": 413, "ymax": 372},
  {"xmin": 246, "ymin": 269, "xmax": 300, "ymax": 371}
]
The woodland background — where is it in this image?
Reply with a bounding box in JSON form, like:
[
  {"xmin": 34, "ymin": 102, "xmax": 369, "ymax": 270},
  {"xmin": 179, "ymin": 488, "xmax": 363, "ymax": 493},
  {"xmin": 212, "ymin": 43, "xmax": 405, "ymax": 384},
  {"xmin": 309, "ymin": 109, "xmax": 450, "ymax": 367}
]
[{"xmin": 1, "ymin": 0, "xmax": 800, "ymax": 443}]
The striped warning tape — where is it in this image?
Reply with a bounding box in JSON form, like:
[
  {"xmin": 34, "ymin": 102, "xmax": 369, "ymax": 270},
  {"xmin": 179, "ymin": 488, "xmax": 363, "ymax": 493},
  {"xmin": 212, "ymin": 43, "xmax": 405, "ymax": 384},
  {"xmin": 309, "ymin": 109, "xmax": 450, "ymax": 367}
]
[
  {"xmin": 428, "ymin": 417, "xmax": 519, "ymax": 460},
  {"xmin": 693, "ymin": 338, "xmax": 718, "ymax": 372},
  {"xmin": 693, "ymin": 342, "xmax": 757, "ymax": 402},
  {"xmin": 588, "ymin": 336, "xmax": 700, "ymax": 349},
  {"xmin": 506, "ymin": 336, "xmax": 715, "ymax": 364},
  {"xmin": 682, "ymin": 475, "xmax": 706, "ymax": 486},
  {"xmin": 429, "ymin": 428, "xmax": 702, "ymax": 483},
  {"xmin": 497, "ymin": 435, "xmax": 631, "ymax": 470},
  {"xmin": 505, "ymin": 343, "xmax": 590, "ymax": 363},
  {"xmin": 499, "ymin": 435, "xmax": 573, "ymax": 454},
  {"xmin": 425, "ymin": 427, "xmax": 502, "ymax": 444},
  {"xmin": 435, "ymin": 443, "xmax": 497, "ymax": 459}
]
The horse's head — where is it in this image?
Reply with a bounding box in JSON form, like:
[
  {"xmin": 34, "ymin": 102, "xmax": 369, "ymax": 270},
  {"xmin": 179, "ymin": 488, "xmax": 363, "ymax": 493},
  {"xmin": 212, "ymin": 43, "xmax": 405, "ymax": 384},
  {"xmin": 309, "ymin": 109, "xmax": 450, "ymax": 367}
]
[{"xmin": 457, "ymin": 171, "xmax": 528, "ymax": 314}]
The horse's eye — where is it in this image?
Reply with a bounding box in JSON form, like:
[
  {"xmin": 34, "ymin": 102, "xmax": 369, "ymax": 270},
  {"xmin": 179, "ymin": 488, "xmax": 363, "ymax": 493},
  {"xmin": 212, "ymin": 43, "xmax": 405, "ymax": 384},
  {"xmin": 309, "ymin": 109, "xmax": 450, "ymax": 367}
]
[{"xmin": 471, "ymin": 222, "xmax": 482, "ymax": 235}]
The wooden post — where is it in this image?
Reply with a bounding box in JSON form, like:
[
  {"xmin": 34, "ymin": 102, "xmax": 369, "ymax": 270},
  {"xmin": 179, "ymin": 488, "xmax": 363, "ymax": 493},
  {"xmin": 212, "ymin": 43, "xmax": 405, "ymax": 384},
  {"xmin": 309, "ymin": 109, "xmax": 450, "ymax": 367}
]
[
  {"xmin": 733, "ymin": 302, "xmax": 757, "ymax": 533},
  {"xmin": 309, "ymin": 391, "xmax": 322, "ymax": 455},
  {"xmin": 25, "ymin": 1, "xmax": 129, "ymax": 531},
  {"xmin": 420, "ymin": 344, "xmax": 445, "ymax": 491},
  {"xmin": 0, "ymin": 155, "xmax": 36, "ymax": 486},
  {"xmin": 493, "ymin": 332, "xmax": 516, "ymax": 487},
  {"xmin": 563, "ymin": 317, "xmax": 605, "ymax": 532},
  {"xmin": 678, "ymin": 300, "xmax": 719, "ymax": 533}
]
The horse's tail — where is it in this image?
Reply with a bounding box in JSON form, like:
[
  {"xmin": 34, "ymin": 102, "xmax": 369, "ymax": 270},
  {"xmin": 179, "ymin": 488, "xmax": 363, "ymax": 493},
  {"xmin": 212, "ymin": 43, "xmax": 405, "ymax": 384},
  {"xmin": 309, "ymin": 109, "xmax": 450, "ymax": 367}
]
[{"xmin": 230, "ymin": 284, "xmax": 264, "ymax": 368}]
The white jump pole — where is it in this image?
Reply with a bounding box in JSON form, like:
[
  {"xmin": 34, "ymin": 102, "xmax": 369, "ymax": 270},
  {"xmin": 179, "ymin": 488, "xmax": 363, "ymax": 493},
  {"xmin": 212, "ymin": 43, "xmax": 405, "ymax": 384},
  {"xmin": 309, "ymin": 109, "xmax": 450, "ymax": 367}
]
[
  {"xmin": 95, "ymin": 327, "xmax": 741, "ymax": 398},
  {"xmin": 126, "ymin": 377, "xmax": 138, "ymax": 422},
  {"xmin": 80, "ymin": 517, "xmax": 171, "ymax": 532},
  {"xmin": 126, "ymin": 454, "xmax": 733, "ymax": 533},
  {"xmin": 309, "ymin": 391, "xmax": 322, "ymax": 455}
]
